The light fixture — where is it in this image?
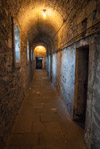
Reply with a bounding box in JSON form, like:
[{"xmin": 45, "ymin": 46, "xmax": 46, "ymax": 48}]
[{"xmin": 43, "ymin": 9, "xmax": 46, "ymax": 18}]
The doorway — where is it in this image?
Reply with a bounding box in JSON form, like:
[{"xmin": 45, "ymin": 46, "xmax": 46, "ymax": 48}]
[
  {"xmin": 73, "ymin": 46, "xmax": 89, "ymax": 128},
  {"xmin": 36, "ymin": 57, "xmax": 42, "ymax": 69}
]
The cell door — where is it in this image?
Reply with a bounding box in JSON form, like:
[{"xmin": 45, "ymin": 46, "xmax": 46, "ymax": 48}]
[{"xmin": 73, "ymin": 46, "xmax": 89, "ymax": 128}]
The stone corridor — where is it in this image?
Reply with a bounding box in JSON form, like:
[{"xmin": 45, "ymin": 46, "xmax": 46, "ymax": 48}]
[{"xmin": 5, "ymin": 70, "xmax": 86, "ymax": 149}]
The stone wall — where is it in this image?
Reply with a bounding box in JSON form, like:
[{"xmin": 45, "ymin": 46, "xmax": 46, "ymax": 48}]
[
  {"xmin": 49, "ymin": 45, "xmax": 76, "ymax": 117},
  {"xmin": 47, "ymin": 35, "xmax": 100, "ymax": 149},
  {"xmin": 46, "ymin": 1, "xmax": 100, "ymax": 148},
  {"xmin": 0, "ymin": 3, "xmax": 34, "ymax": 148},
  {"xmin": 56, "ymin": 0, "xmax": 99, "ymax": 50},
  {"xmin": 85, "ymin": 34, "xmax": 100, "ymax": 149}
]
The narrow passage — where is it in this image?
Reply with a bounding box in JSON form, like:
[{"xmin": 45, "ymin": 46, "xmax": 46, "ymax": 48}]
[{"xmin": 5, "ymin": 70, "xmax": 86, "ymax": 149}]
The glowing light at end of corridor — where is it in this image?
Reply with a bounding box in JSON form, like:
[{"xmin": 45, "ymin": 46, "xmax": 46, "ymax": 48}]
[{"xmin": 39, "ymin": 46, "xmax": 42, "ymax": 49}]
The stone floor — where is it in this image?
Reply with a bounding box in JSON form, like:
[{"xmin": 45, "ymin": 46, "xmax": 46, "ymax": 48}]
[{"xmin": 5, "ymin": 70, "xmax": 86, "ymax": 149}]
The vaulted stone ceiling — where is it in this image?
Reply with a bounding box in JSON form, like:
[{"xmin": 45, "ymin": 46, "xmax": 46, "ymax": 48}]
[
  {"xmin": 6, "ymin": 0, "xmax": 89, "ymax": 53},
  {"xmin": 13, "ymin": 0, "xmax": 65, "ymax": 52}
]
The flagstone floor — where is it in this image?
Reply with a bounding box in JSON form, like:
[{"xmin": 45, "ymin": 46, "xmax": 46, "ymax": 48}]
[{"xmin": 5, "ymin": 70, "xmax": 86, "ymax": 149}]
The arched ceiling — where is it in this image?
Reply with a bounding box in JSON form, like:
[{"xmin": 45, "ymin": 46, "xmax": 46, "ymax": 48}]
[
  {"xmin": 31, "ymin": 33, "xmax": 53, "ymax": 54},
  {"xmin": 17, "ymin": 1, "xmax": 64, "ymax": 45},
  {"xmin": 8, "ymin": 0, "xmax": 72, "ymax": 53},
  {"xmin": 18, "ymin": 4, "xmax": 64, "ymax": 32}
]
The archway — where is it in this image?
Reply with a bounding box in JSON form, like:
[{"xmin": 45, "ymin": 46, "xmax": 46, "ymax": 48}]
[{"xmin": 34, "ymin": 45, "xmax": 47, "ymax": 69}]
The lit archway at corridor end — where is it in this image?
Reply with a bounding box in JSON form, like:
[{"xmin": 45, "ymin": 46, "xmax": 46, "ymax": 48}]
[{"xmin": 34, "ymin": 45, "xmax": 47, "ymax": 70}]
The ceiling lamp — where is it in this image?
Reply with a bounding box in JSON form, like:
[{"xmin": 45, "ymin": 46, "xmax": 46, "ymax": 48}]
[{"xmin": 43, "ymin": 9, "xmax": 46, "ymax": 18}]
